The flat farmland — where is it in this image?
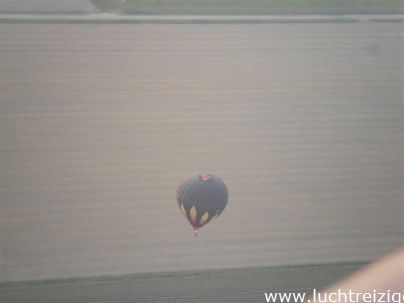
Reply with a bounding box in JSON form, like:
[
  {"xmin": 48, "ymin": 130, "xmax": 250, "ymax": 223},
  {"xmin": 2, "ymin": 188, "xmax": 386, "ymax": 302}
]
[{"xmin": 0, "ymin": 22, "xmax": 402, "ymax": 284}]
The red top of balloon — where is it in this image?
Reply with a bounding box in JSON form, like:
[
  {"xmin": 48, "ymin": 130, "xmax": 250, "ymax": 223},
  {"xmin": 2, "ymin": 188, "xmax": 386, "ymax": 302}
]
[{"xmin": 200, "ymin": 173, "xmax": 212, "ymax": 181}]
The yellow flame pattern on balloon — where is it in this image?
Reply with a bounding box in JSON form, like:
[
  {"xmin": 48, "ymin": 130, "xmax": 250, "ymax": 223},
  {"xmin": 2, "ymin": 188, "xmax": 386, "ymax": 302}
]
[
  {"xmin": 190, "ymin": 206, "xmax": 197, "ymax": 224},
  {"xmin": 180, "ymin": 204, "xmax": 186, "ymax": 217},
  {"xmin": 199, "ymin": 212, "xmax": 209, "ymax": 225}
]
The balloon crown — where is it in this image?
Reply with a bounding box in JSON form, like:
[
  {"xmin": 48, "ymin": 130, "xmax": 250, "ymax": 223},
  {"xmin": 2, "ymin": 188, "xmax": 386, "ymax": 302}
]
[{"xmin": 200, "ymin": 173, "xmax": 212, "ymax": 181}]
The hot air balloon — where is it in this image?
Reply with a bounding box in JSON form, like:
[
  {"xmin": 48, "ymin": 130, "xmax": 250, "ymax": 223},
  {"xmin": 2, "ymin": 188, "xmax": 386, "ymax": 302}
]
[{"xmin": 176, "ymin": 173, "xmax": 228, "ymax": 236}]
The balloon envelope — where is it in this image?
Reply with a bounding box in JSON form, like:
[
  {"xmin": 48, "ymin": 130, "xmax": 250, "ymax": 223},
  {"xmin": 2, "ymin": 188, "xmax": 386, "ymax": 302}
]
[{"xmin": 176, "ymin": 173, "xmax": 228, "ymax": 234}]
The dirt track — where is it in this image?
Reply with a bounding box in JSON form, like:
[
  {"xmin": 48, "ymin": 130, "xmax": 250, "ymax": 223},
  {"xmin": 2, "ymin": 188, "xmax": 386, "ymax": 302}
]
[
  {"xmin": 0, "ymin": 263, "xmax": 365, "ymax": 303},
  {"xmin": 0, "ymin": 22, "xmax": 403, "ymax": 283}
]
